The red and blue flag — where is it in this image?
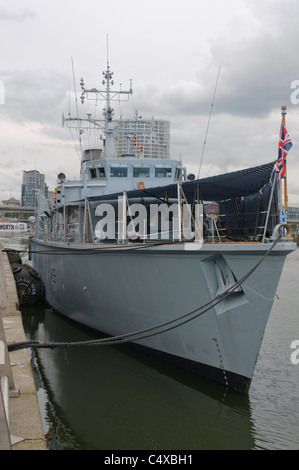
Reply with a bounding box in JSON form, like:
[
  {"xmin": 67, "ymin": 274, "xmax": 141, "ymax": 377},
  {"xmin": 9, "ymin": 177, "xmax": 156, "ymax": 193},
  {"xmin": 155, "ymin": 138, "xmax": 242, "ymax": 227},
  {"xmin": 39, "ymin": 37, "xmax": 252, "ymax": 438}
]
[{"xmin": 275, "ymin": 119, "xmax": 292, "ymax": 181}]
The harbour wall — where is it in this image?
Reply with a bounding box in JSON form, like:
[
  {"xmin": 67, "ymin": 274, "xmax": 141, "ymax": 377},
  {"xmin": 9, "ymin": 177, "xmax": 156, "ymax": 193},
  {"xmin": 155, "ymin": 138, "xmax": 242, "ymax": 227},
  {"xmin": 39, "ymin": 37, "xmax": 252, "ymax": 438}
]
[{"xmin": 0, "ymin": 244, "xmax": 47, "ymax": 450}]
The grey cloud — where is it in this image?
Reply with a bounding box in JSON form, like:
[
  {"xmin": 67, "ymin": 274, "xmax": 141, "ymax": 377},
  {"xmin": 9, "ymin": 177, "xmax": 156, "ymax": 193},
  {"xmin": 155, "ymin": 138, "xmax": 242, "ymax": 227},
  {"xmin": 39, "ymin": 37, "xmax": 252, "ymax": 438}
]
[
  {"xmin": 0, "ymin": 69, "xmax": 69, "ymax": 125},
  {"xmin": 204, "ymin": 2, "xmax": 299, "ymax": 118},
  {"xmin": 0, "ymin": 7, "xmax": 36, "ymax": 21},
  {"xmin": 132, "ymin": 0, "xmax": 298, "ymax": 122}
]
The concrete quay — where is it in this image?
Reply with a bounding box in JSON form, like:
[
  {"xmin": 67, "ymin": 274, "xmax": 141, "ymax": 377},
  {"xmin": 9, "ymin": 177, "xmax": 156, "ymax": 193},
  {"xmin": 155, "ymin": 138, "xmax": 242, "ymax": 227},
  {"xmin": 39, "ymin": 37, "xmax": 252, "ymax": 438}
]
[{"xmin": 0, "ymin": 245, "xmax": 47, "ymax": 450}]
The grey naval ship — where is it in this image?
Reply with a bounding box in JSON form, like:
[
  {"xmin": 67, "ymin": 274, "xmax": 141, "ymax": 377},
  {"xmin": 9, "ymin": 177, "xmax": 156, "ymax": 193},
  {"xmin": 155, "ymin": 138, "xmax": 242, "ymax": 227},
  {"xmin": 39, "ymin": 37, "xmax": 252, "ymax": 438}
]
[{"xmin": 28, "ymin": 61, "xmax": 296, "ymax": 393}]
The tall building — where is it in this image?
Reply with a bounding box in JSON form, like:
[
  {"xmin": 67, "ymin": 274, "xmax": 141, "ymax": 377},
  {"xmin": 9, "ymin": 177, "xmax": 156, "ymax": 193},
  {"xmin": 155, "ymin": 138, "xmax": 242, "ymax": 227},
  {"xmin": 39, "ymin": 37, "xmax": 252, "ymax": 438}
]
[
  {"xmin": 21, "ymin": 170, "xmax": 48, "ymax": 207},
  {"xmin": 114, "ymin": 115, "xmax": 170, "ymax": 159},
  {"xmin": 287, "ymin": 206, "xmax": 299, "ymax": 232},
  {"xmin": 287, "ymin": 206, "xmax": 299, "ymax": 223}
]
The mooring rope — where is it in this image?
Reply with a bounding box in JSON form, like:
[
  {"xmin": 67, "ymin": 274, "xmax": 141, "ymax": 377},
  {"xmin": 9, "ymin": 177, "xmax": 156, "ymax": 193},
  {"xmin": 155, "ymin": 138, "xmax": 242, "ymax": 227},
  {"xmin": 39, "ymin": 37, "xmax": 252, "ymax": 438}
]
[
  {"xmin": 8, "ymin": 236, "xmax": 282, "ymax": 352},
  {"xmin": 2, "ymin": 240, "xmax": 182, "ymax": 257}
]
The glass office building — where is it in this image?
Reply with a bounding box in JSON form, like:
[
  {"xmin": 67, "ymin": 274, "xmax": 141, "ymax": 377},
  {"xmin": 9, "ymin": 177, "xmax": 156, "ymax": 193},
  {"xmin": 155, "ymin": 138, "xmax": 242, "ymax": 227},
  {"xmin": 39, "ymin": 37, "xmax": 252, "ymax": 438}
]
[
  {"xmin": 114, "ymin": 117, "xmax": 170, "ymax": 159},
  {"xmin": 21, "ymin": 170, "xmax": 48, "ymax": 207}
]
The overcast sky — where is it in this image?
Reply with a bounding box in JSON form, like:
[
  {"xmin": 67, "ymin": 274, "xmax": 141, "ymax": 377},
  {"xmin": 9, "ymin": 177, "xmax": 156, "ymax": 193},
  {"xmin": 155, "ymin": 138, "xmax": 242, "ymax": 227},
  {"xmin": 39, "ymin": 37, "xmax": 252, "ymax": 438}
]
[{"xmin": 1, "ymin": 0, "xmax": 299, "ymax": 205}]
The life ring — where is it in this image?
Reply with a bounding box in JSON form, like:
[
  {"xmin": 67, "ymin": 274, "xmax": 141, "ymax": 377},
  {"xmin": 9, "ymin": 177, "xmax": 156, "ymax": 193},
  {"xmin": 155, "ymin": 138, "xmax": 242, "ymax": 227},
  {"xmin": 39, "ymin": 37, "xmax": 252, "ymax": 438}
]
[
  {"xmin": 272, "ymin": 223, "xmax": 292, "ymax": 239},
  {"xmin": 138, "ymin": 181, "xmax": 145, "ymax": 190}
]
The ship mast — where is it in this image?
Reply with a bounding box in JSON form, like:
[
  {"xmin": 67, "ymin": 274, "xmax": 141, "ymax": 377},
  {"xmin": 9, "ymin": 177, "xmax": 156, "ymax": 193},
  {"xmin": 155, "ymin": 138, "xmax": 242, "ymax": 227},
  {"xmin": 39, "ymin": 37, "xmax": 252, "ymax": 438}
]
[
  {"xmin": 102, "ymin": 63, "xmax": 114, "ymax": 157},
  {"xmin": 79, "ymin": 62, "xmax": 133, "ymax": 158},
  {"xmin": 63, "ymin": 59, "xmax": 133, "ymax": 159}
]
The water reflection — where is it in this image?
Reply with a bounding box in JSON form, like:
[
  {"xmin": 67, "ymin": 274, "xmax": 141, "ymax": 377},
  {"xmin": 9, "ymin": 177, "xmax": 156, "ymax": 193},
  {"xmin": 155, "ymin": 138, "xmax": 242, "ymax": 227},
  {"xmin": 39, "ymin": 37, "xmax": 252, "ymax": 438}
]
[{"xmin": 22, "ymin": 305, "xmax": 254, "ymax": 450}]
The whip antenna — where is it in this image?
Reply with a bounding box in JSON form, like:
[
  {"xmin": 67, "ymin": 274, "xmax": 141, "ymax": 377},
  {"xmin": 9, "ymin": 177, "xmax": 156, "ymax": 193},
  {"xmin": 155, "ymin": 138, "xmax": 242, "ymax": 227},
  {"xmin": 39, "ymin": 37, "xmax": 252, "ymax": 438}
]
[
  {"xmin": 71, "ymin": 57, "xmax": 83, "ymax": 156},
  {"xmin": 198, "ymin": 65, "xmax": 221, "ymax": 178}
]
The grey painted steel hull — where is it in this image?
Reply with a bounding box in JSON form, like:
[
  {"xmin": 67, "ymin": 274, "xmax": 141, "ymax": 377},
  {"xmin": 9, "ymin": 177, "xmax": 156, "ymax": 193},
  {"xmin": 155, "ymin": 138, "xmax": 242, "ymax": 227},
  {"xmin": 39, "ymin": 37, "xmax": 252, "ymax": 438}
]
[{"xmin": 30, "ymin": 239, "xmax": 295, "ymax": 392}]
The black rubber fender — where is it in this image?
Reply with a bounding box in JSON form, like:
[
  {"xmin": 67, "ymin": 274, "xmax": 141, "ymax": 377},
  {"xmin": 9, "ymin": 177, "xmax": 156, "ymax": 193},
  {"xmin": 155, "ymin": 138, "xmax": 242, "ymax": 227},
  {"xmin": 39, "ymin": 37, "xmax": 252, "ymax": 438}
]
[
  {"xmin": 11, "ymin": 263, "xmax": 22, "ymax": 274},
  {"xmin": 22, "ymin": 263, "xmax": 41, "ymax": 280},
  {"xmin": 6, "ymin": 249, "xmax": 22, "ymax": 265},
  {"xmin": 13, "ymin": 264, "xmax": 44, "ymax": 305}
]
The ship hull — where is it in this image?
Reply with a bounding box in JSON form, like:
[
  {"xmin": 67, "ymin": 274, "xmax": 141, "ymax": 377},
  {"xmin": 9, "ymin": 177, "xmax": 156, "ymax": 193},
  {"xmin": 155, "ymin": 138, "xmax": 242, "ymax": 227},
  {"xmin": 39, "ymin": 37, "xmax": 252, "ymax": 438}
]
[{"xmin": 30, "ymin": 239, "xmax": 295, "ymax": 393}]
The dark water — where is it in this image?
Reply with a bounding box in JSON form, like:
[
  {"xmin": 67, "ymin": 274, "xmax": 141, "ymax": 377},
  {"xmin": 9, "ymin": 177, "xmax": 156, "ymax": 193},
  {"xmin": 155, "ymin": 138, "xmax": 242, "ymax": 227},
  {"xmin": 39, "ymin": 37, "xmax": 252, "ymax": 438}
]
[{"xmin": 2, "ymin": 233, "xmax": 299, "ymax": 450}]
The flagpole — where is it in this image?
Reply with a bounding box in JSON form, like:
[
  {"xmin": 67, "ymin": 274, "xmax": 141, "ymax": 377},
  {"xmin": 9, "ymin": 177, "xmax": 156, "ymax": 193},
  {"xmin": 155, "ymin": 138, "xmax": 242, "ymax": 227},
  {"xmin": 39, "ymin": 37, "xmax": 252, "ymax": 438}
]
[
  {"xmin": 281, "ymin": 105, "xmax": 288, "ymax": 214},
  {"xmin": 279, "ymin": 173, "xmax": 283, "ymax": 223}
]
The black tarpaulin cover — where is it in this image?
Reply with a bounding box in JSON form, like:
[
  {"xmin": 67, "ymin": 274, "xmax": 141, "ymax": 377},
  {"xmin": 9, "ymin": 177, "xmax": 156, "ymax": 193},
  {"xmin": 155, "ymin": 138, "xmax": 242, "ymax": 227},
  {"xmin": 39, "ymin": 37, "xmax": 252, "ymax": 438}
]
[
  {"xmin": 137, "ymin": 161, "xmax": 276, "ymax": 203},
  {"xmin": 86, "ymin": 161, "xmax": 278, "ymax": 239},
  {"xmin": 87, "ymin": 161, "xmax": 276, "ymax": 204}
]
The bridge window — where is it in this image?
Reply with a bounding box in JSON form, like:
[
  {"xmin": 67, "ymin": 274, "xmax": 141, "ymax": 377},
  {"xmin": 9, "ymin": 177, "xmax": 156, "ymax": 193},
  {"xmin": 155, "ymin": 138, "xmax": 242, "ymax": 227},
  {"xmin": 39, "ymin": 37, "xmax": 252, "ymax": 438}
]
[
  {"xmin": 133, "ymin": 167, "xmax": 150, "ymax": 178},
  {"xmin": 98, "ymin": 167, "xmax": 106, "ymax": 178},
  {"xmin": 175, "ymin": 167, "xmax": 183, "ymax": 180},
  {"xmin": 110, "ymin": 165, "xmax": 128, "ymax": 177},
  {"xmin": 155, "ymin": 166, "xmax": 172, "ymax": 178},
  {"xmin": 90, "ymin": 168, "xmax": 97, "ymax": 179}
]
